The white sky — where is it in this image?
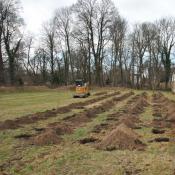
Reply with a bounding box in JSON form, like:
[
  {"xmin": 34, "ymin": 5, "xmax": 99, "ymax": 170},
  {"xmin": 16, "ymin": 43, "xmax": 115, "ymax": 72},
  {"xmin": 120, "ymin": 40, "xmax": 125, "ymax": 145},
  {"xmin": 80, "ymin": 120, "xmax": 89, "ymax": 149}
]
[{"xmin": 20, "ymin": 0, "xmax": 175, "ymax": 34}]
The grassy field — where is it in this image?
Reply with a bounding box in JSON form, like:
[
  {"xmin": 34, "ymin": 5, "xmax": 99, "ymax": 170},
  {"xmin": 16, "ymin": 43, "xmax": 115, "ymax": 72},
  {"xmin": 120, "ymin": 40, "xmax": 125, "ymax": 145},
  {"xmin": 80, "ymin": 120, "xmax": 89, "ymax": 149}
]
[{"xmin": 0, "ymin": 88, "xmax": 175, "ymax": 175}]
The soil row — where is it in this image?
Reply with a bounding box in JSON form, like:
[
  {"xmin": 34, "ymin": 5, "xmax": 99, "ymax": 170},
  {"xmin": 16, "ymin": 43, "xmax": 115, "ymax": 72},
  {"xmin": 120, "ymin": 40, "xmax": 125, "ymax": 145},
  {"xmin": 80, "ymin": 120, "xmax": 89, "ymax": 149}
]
[
  {"xmin": 0, "ymin": 91, "xmax": 120, "ymax": 130},
  {"xmin": 82, "ymin": 92, "xmax": 149, "ymax": 151},
  {"xmin": 92, "ymin": 92, "xmax": 149, "ymax": 134},
  {"xmin": 151, "ymin": 93, "xmax": 175, "ymax": 142},
  {"xmin": 15, "ymin": 91, "xmax": 134, "ymax": 146},
  {"xmin": 152, "ymin": 92, "xmax": 175, "ymax": 128}
]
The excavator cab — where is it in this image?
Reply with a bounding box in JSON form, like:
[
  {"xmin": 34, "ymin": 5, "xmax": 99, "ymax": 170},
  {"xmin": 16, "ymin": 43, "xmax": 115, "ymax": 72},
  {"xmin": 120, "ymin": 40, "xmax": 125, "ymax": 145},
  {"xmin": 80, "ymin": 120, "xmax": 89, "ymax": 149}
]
[{"xmin": 73, "ymin": 79, "xmax": 90, "ymax": 98}]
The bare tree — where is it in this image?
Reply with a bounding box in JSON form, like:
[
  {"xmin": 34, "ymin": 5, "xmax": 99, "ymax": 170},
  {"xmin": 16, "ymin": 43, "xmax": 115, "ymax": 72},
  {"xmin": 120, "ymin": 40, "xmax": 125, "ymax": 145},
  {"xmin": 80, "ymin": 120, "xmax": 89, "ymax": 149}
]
[
  {"xmin": 110, "ymin": 15, "xmax": 127, "ymax": 86},
  {"xmin": 158, "ymin": 18, "xmax": 175, "ymax": 89},
  {"xmin": 42, "ymin": 19, "xmax": 57, "ymax": 84},
  {"xmin": 2, "ymin": 0, "xmax": 24, "ymax": 85},
  {"xmin": 130, "ymin": 23, "xmax": 148, "ymax": 88},
  {"xmin": 55, "ymin": 7, "xmax": 74, "ymax": 83},
  {"xmin": 0, "ymin": 0, "xmax": 6, "ymax": 84}
]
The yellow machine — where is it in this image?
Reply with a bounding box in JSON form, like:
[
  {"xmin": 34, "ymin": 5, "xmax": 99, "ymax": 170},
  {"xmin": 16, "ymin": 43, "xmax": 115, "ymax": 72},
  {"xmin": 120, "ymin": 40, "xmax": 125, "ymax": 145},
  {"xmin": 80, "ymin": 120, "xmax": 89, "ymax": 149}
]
[{"xmin": 73, "ymin": 79, "xmax": 90, "ymax": 98}]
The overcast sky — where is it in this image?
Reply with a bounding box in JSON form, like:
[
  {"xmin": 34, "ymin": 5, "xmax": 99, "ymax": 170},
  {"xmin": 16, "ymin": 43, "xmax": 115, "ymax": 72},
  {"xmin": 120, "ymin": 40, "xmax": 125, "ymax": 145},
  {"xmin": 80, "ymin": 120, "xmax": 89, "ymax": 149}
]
[{"xmin": 20, "ymin": 0, "xmax": 175, "ymax": 34}]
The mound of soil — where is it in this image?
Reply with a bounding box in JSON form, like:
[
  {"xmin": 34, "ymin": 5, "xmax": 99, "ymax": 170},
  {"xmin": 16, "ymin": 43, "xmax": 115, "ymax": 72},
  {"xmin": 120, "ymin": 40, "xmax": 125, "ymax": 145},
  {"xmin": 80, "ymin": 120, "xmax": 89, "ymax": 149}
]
[
  {"xmin": 117, "ymin": 116, "xmax": 139, "ymax": 129},
  {"xmin": 30, "ymin": 129, "xmax": 61, "ymax": 146},
  {"xmin": 124, "ymin": 93, "xmax": 148, "ymax": 116},
  {"xmin": 166, "ymin": 112, "xmax": 175, "ymax": 122},
  {"xmin": 96, "ymin": 123, "xmax": 145, "ymax": 151}
]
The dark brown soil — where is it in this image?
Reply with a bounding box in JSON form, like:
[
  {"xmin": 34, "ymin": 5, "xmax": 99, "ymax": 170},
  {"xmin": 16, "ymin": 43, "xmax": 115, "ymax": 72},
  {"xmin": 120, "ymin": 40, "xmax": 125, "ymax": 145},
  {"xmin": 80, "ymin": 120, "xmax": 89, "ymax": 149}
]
[
  {"xmin": 149, "ymin": 137, "xmax": 170, "ymax": 142},
  {"xmin": 33, "ymin": 127, "xmax": 45, "ymax": 132},
  {"xmin": 14, "ymin": 134, "xmax": 32, "ymax": 139},
  {"xmin": 0, "ymin": 120, "xmax": 21, "ymax": 130},
  {"xmin": 96, "ymin": 123, "xmax": 145, "ymax": 151},
  {"xmin": 79, "ymin": 137, "xmax": 99, "ymax": 144},
  {"xmin": 152, "ymin": 129, "xmax": 165, "ymax": 134}
]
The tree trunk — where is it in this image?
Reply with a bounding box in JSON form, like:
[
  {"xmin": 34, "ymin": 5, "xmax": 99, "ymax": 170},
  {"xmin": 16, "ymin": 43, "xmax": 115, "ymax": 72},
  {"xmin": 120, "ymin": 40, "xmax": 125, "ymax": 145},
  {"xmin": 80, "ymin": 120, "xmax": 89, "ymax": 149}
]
[
  {"xmin": 88, "ymin": 34, "xmax": 91, "ymax": 84},
  {"xmin": 66, "ymin": 34, "xmax": 74, "ymax": 82},
  {"xmin": 0, "ymin": 32, "xmax": 4, "ymax": 85},
  {"xmin": 0, "ymin": 42, "xmax": 4, "ymax": 85},
  {"xmin": 9, "ymin": 56, "xmax": 15, "ymax": 85}
]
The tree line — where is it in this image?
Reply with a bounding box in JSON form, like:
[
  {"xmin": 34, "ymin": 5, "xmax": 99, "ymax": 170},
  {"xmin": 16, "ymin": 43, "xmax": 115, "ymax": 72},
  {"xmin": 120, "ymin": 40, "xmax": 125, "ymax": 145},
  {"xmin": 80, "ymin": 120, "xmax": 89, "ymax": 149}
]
[{"xmin": 0, "ymin": 0, "xmax": 175, "ymax": 89}]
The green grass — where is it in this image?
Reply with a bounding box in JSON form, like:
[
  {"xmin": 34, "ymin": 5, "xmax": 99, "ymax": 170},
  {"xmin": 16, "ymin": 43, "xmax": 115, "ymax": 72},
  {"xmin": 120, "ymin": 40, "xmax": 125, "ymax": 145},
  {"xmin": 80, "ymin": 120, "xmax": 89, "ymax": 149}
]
[
  {"xmin": 0, "ymin": 88, "xmax": 175, "ymax": 175},
  {"xmin": 0, "ymin": 89, "xmax": 103, "ymax": 121}
]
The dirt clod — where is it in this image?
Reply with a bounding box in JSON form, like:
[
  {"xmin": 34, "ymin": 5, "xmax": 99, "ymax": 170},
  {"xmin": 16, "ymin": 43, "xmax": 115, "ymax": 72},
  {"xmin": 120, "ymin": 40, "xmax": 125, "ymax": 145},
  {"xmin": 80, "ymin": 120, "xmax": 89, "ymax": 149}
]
[
  {"xmin": 152, "ymin": 129, "xmax": 165, "ymax": 134},
  {"xmin": 79, "ymin": 137, "xmax": 99, "ymax": 144},
  {"xmin": 154, "ymin": 137, "xmax": 170, "ymax": 142},
  {"xmin": 14, "ymin": 134, "xmax": 32, "ymax": 139}
]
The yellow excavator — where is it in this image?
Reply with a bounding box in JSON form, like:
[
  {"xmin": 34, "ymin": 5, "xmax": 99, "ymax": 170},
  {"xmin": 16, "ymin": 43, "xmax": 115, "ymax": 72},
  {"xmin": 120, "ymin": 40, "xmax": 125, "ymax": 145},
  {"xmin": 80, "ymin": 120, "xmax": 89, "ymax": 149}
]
[{"xmin": 73, "ymin": 79, "xmax": 90, "ymax": 98}]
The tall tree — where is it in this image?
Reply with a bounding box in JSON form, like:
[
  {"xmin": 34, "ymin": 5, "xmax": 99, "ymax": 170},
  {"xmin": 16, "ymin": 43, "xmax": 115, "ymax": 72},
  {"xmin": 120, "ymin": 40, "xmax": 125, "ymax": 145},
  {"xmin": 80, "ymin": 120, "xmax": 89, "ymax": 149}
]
[
  {"xmin": 42, "ymin": 19, "xmax": 57, "ymax": 84},
  {"xmin": 55, "ymin": 7, "xmax": 74, "ymax": 83},
  {"xmin": 110, "ymin": 15, "xmax": 127, "ymax": 86},
  {"xmin": 159, "ymin": 18, "xmax": 175, "ymax": 89},
  {"xmin": 2, "ymin": 0, "xmax": 24, "ymax": 85},
  {"xmin": 130, "ymin": 23, "xmax": 148, "ymax": 88}
]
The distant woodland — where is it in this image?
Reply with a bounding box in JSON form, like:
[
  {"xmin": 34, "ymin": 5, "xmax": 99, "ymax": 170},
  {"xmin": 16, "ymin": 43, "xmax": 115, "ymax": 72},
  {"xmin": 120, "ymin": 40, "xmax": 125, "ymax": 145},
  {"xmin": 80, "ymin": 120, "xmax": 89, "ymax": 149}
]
[{"xmin": 0, "ymin": 0, "xmax": 175, "ymax": 89}]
